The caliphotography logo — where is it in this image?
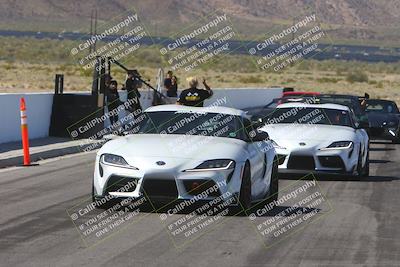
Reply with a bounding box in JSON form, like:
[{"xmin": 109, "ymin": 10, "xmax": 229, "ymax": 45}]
[{"xmin": 1, "ymin": 1, "xmax": 399, "ymax": 266}]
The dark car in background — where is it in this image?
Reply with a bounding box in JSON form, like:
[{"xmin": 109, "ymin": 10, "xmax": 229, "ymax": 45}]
[
  {"xmin": 365, "ymin": 99, "xmax": 400, "ymax": 143},
  {"xmin": 244, "ymin": 93, "xmax": 321, "ymax": 122},
  {"xmin": 317, "ymin": 94, "xmax": 370, "ymax": 130}
]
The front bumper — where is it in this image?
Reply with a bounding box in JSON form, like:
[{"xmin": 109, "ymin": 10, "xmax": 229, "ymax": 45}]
[
  {"xmin": 369, "ymin": 126, "xmax": 399, "ymax": 141},
  {"xmin": 93, "ymin": 158, "xmax": 243, "ymax": 205},
  {"xmin": 275, "ymin": 146, "xmax": 357, "ymax": 174}
]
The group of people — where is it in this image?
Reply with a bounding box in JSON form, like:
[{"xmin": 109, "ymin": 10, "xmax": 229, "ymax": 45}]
[
  {"xmin": 105, "ymin": 70, "xmax": 142, "ymax": 126},
  {"xmin": 105, "ymin": 69, "xmax": 214, "ymax": 130}
]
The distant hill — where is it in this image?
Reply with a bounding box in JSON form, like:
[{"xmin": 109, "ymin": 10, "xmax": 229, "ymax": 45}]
[{"xmin": 1, "ymin": 0, "xmax": 400, "ymax": 45}]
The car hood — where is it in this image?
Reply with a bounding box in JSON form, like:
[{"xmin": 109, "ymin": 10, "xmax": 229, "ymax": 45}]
[
  {"xmin": 261, "ymin": 124, "xmax": 356, "ymax": 149},
  {"xmin": 244, "ymin": 107, "xmax": 274, "ymax": 117},
  {"xmin": 243, "ymin": 106, "xmax": 266, "ymax": 115},
  {"xmin": 98, "ymin": 134, "xmax": 247, "ymax": 161},
  {"xmin": 367, "ymin": 112, "xmax": 399, "ymax": 127}
]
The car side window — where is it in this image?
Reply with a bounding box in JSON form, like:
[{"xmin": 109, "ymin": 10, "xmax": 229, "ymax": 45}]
[
  {"xmin": 238, "ymin": 118, "xmax": 250, "ymax": 141},
  {"xmin": 242, "ymin": 118, "xmax": 259, "ymax": 142},
  {"xmin": 349, "ymin": 110, "xmax": 358, "ymax": 128}
]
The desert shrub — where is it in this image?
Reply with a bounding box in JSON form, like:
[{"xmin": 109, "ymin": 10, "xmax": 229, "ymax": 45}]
[
  {"xmin": 316, "ymin": 77, "xmax": 341, "ymax": 83},
  {"xmin": 346, "ymin": 71, "xmax": 368, "ymax": 83},
  {"xmin": 79, "ymin": 67, "xmax": 93, "ymax": 77},
  {"xmin": 238, "ymin": 75, "xmax": 264, "ymax": 83}
]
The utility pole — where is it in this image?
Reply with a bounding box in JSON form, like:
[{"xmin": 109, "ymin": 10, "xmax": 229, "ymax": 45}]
[
  {"xmin": 89, "ymin": 10, "xmax": 94, "ymax": 54},
  {"xmin": 94, "ymin": 9, "xmax": 98, "ymax": 53}
]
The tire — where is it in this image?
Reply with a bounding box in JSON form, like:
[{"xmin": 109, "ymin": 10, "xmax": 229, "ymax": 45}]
[
  {"xmin": 239, "ymin": 162, "xmax": 252, "ymax": 211},
  {"xmin": 91, "ymin": 180, "xmax": 96, "ymax": 202},
  {"xmin": 268, "ymin": 159, "xmax": 279, "ymax": 202},
  {"xmin": 363, "ymin": 150, "xmax": 370, "ymax": 177},
  {"xmin": 355, "ymin": 149, "xmax": 364, "ymax": 178}
]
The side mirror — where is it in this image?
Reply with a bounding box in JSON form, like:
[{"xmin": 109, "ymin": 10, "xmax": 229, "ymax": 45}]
[
  {"xmin": 251, "ymin": 115, "xmax": 264, "ymax": 124},
  {"xmin": 361, "ymin": 121, "xmax": 370, "ymax": 128},
  {"xmin": 356, "ymin": 121, "xmax": 369, "ymax": 129},
  {"xmin": 250, "ymin": 129, "xmax": 270, "ymax": 142}
]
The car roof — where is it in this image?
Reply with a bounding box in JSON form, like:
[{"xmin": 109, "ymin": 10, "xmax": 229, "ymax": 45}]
[
  {"xmin": 276, "ymin": 102, "xmax": 350, "ymax": 111},
  {"xmin": 283, "ymin": 91, "xmax": 321, "ymax": 96},
  {"xmin": 145, "ymin": 104, "xmax": 247, "ymax": 117},
  {"xmin": 319, "ymin": 94, "xmax": 358, "ymax": 99},
  {"xmin": 368, "ymin": 99, "xmax": 397, "ymax": 104}
]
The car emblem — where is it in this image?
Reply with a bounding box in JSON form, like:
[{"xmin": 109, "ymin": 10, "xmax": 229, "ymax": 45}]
[
  {"xmin": 156, "ymin": 161, "xmax": 166, "ymax": 166},
  {"xmin": 299, "ymin": 142, "xmax": 306, "ymax": 146}
]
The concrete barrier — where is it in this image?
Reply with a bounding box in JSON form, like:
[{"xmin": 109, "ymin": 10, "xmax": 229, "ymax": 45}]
[
  {"xmin": 204, "ymin": 88, "xmax": 283, "ymax": 109},
  {"xmin": 0, "ymin": 88, "xmax": 282, "ymax": 144},
  {"xmin": 0, "ymin": 93, "xmax": 53, "ymax": 144}
]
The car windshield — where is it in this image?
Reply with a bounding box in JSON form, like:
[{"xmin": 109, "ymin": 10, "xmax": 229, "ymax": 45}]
[
  {"xmin": 366, "ymin": 100, "xmax": 399, "ymax": 113},
  {"xmin": 265, "ymin": 107, "xmax": 353, "ymax": 127},
  {"xmin": 137, "ymin": 111, "xmax": 246, "ymax": 140},
  {"xmin": 318, "ymin": 97, "xmax": 363, "ymax": 116},
  {"xmin": 264, "ymin": 99, "xmax": 281, "ymax": 109},
  {"xmin": 265, "ymin": 97, "xmax": 317, "ymax": 109}
]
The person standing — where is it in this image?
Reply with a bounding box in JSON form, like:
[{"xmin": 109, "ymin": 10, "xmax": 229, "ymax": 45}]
[
  {"xmin": 169, "ymin": 75, "xmax": 178, "ymax": 97},
  {"xmin": 177, "ymin": 77, "xmax": 213, "ymax": 107},
  {"xmin": 106, "ymin": 80, "xmax": 121, "ymax": 126},
  {"xmin": 124, "ymin": 70, "xmax": 142, "ymax": 113},
  {"xmin": 164, "ymin": 70, "xmax": 178, "ymax": 97}
]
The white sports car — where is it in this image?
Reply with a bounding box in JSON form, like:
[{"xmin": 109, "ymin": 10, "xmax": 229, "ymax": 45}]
[
  {"xmin": 93, "ymin": 105, "xmax": 278, "ymax": 210},
  {"xmin": 260, "ymin": 103, "xmax": 369, "ymax": 177}
]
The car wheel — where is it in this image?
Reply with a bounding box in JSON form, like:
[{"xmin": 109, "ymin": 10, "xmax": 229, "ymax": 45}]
[
  {"xmin": 363, "ymin": 150, "xmax": 370, "ymax": 177},
  {"xmin": 268, "ymin": 159, "xmax": 279, "ymax": 202},
  {"xmin": 239, "ymin": 162, "xmax": 252, "ymax": 210},
  {"xmin": 356, "ymin": 149, "xmax": 364, "ymax": 178},
  {"xmin": 91, "ymin": 182, "xmax": 95, "ymax": 202}
]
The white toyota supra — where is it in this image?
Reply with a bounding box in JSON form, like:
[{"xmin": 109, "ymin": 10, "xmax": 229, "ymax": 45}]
[
  {"xmin": 93, "ymin": 105, "xmax": 278, "ymax": 209},
  {"xmin": 259, "ymin": 103, "xmax": 369, "ymax": 177}
]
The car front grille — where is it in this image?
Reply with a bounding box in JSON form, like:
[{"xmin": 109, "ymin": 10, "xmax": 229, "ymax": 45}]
[
  {"xmin": 142, "ymin": 178, "xmax": 178, "ymax": 198},
  {"xmin": 318, "ymin": 156, "xmax": 345, "ymax": 169},
  {"xmin": 369, "ymin": 127, "xmax": 384, "ymax": 137},
  {"xmin": 105, "ymin": 176, "xmax": 138, "ymax": 193},
  {"xmin": 287, "ymin": 155, "xmax": 315, "ymax": 170}
]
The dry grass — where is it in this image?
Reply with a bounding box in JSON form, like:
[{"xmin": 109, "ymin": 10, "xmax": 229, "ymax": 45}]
[
  {"xmin": 0, "ymin": 36, "xmax": 399, "ymax": 104},
  {"xmin": 1, "ymin": 60, "xmax": 399, "ymax": 104}
]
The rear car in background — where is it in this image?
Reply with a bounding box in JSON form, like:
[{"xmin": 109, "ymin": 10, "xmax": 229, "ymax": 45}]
[
  {"xmin": 259, "ymin": 103, "xmax": 369, "ymax": 177},
  {"xmin": 282, "ymin": 91, "xmax": 321, "ymax": 98},
  {"xmin": 318, "ymin": 94, "xmax": 370, "ymax": 131},
  {"xmin": 244, "ymin": 93, "xmax": 321, "ymax": 122},
  {"xmin": 366, "ymin": 99, "xmax": 400, "ymax": 143}
]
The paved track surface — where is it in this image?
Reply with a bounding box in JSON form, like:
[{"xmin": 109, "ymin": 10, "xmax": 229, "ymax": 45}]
[{"xmin": 1, "ymin": 141, "xmax": 399, "ymax": 266}]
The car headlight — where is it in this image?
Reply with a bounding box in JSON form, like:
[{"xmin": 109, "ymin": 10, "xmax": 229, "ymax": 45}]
[
  {"xmin": 101, "ymin": 154, "xmax": 138, "ymax": 169},
  {"xmin": 184, "ymin": 159, "xmax": 235, "ymax": 172},
  {"xmin": 271, "ymin": 139, "xmax": 286, "ymax": 149},
  {"xmin": 383, "ymin": 121, "xmax": 397, "ymax": 127},
  {"xmin": 321, "ymin": 141, "xmax": 353, "ymax": 150}
]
